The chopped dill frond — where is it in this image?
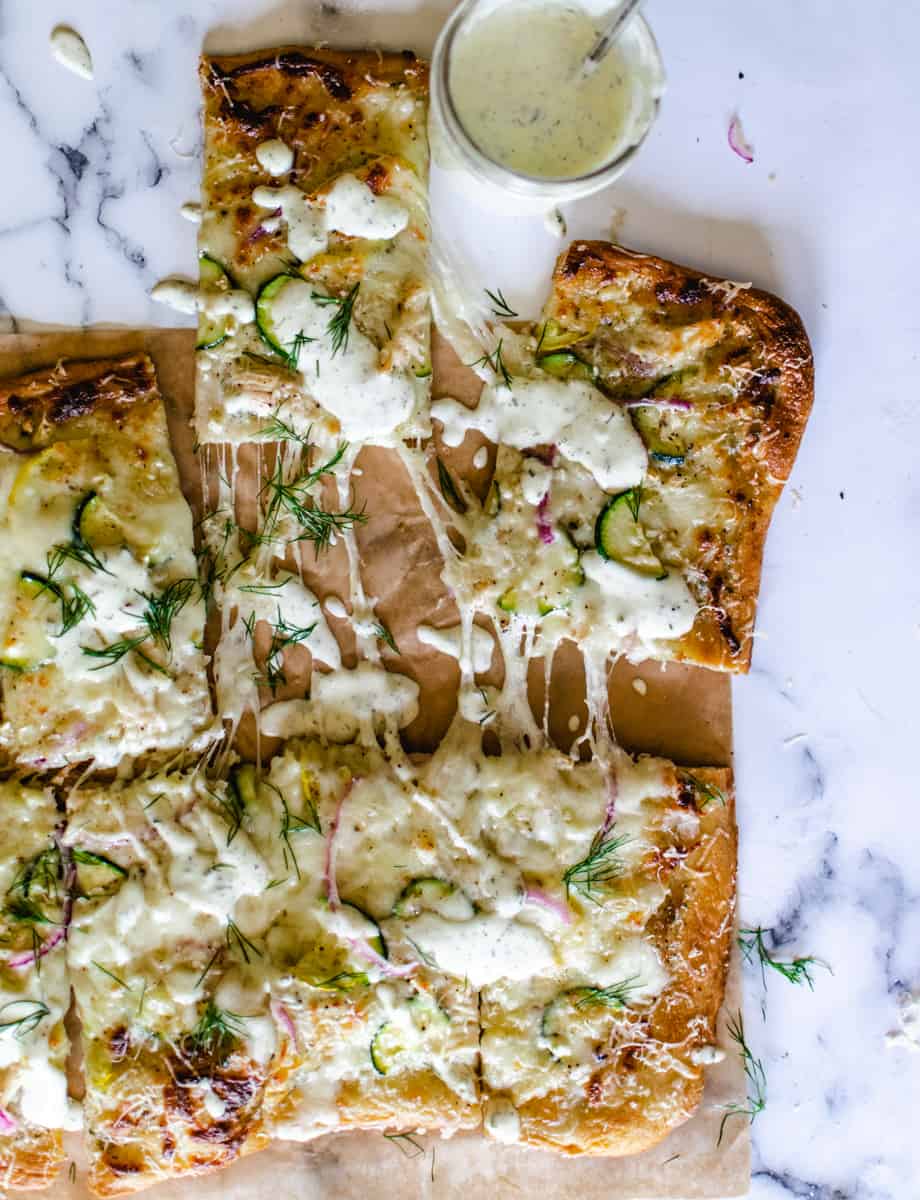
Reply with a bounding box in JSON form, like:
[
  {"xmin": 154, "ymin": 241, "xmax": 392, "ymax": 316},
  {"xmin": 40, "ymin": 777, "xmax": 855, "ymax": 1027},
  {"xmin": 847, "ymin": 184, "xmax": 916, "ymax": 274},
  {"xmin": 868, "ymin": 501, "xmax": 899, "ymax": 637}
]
[
  {"xmin": 484, "ymin": 287, "xmax": 517, "ymax": 319},
  {"xmin": 739, "ymin": 926, "xmax": 829, "ymax": 991},
  {"xmin": 717, "ymin": 1010, "xmax": 766, "ymax": 1145},
  {"xmin": 312, "ymin": 282, "xmax": 360, "ymax": 356},
  {"xmin": 573, "ymin": 976, "xmax": 641, "ymax": 1009},
  {"xmin": 563, "ymin": 831, "xmax": 630, "ymax": 904},
  {"xmin": 0, "ymin": 999, "xmax": 50, "ymax": 1037},
  {"xmin": 226, "ymin": 918, "xmax": 262, "ymax": 965},
  {"xmin": 469, "ymin": 339, "xmax": 513, "ymax": 389}
]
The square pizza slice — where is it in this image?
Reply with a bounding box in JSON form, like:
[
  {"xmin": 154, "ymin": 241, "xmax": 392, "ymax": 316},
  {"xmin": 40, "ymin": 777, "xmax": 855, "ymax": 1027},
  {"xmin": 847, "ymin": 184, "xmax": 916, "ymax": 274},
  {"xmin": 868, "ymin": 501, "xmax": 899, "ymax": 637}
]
[
  {"xmin": 432, "ymin": 240, "xmax": 813, "ymax": 671},
  {"xmin": 0, "ymin": 354, "xmax": 214, "ymax": 769},
  {"xmin": 450, "ymin": 748, "xmax": 736, "ymax": 1156},
  {"xmin": 0, "ymin": 779, "xmax": 73, "ymax": 1191},
  {"xmin": 64, "ymin": 771, "xmax": 280, "ymax": 1196},
  {"xmin": 228, "ymin": 740, "xmax": 480, "ymax": 1143},
  {"xmin": 196, "ymin": 47, "xmax": 432, "ymax": 447}
]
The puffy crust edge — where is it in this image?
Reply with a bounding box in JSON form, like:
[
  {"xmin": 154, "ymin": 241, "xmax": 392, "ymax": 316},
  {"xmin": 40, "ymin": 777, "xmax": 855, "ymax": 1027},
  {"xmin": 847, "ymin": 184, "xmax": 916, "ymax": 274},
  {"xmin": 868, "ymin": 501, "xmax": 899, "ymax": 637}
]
[
  {"xmin": 549, "ymin": 241, "xmax": 814, "ymax": 673},
  {"xmin": 0, "ymin": 354, "xmax": 159, "ymax": 450},
  {"xmin": 506, "ymin": 767, "xmax": 736, "ymax": 1158}
]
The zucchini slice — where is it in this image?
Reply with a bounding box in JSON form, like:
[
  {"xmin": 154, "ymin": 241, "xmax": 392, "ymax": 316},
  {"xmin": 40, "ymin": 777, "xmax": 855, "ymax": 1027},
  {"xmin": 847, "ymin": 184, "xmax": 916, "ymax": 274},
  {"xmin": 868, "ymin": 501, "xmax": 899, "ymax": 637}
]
[
  {"xmin": 71, "ymin": 848, "xmax": 128, "ymax": 897},
  {"xmin": 0, "ymin": 573, "xmax": 57, "ymax": 671},
  {"xmin": 631, "ymin": 407, "xmax": 686, "ymax": 468},
  {"xmin": 484, "ymin": 480, "xmax": 502, "ymax": 517},
  {"xmin": 230, "ymin": 763, "xmax": 258, "ymax": 808},
  {"xmin": 537, "ymin": 349, "xmax": 594, "ymax": 382},
  {"xmin": 536, "ymin": 318, "xmax": 588, "ymax": 355},
  {"xmin": 77, "ymin": 493, "xmax": 125, "ymax": 548},
  {"xmin": 369, "ymin": 995, "xmax": 450, "ymax": 1075},
  {"xmin": 255, "ymin": 273, "xmax": 298, "ymax": 359},
  {"xmin": 197, "ymin": 253, "xmax": 233, "ymax": 351},
  {"xmin": 594, "ymin": 490, "xmax": 665, "ymax": 578},
  {"xmin": 342, "ymin": 900, "xmax": 388, "ymax": 959},
  {"xmin": 392, "ymin": 878, "xmax": 473, "ymax": 921}
]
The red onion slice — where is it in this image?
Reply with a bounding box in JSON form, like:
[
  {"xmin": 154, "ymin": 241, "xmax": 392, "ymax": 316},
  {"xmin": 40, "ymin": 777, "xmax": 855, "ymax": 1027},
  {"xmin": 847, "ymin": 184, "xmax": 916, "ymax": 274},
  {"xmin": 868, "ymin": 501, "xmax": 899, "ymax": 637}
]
[
  {"xmin": 536, "ymin": 491, "xmax": 555, "ymax": 545},
  {"xmin": 728, "ymin": 115, "xmax": 754, "ymax": 164},
  {"xmin": 524, "ymin": 887, "xmax": 572, "ymax": 925},
  {"xmin": 324, "ymin": 776, "xmax": 357, "ymax": 910},
  {"xmin": 348, "ymin": 937, "xmax": 416, "ymax": 979},
  {"xmin": 8, "ymin": 926, "xmax": 65, "ymax": 970},
  {"xmin": 0, "ymin": 1107, "xmax": 17, "ymax": 1133}
]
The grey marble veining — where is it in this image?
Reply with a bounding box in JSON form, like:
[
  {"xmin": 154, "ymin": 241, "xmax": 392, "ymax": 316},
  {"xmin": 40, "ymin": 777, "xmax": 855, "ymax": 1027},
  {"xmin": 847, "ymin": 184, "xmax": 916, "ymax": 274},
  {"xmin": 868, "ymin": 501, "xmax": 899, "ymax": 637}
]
[{"xmin": 1, "ymin": 1, "xmax": 919, "ymax": 1197}]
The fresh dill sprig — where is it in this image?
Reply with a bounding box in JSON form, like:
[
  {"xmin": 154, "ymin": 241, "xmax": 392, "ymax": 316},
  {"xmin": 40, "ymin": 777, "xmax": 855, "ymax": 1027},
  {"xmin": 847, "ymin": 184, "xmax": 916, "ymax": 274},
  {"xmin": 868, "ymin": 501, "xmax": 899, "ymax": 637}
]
[
  {"xmin": 259, "ymin": 445, "xmax": 363, "ymax": 551},
  {"xmin": 238, "ymin": 579, "xmax": 290, "ymax": 596},
  {"xmin": 139, "ymin": 578, "xmax": 196, "ymax": 652},
  {"xmin": 48, "ymin": 492, "xmax": 111, "ymax": 577},
  {"xmin": 374, "ymin": 621, "xmax": 400, "ymax": 654},
  {"xmin": 573, "ymin": 976, "xmax": 641, "ymax": 1010},
  {"xmin": 82, "ymin": 635, "xmax": 170, "ymax": 677},
  {"xmin": 259, "ymin": 411, "xmax": 310, "ymax": 446},
  {"xmin": 186, "ymin": 1000, "xmax": 246, "ymax": 1060},
  {"xmin": 738, "ymin": 926, "xmax": 829, "ymax": 991},
  {"xmin": 469, "ymin": 339, "xmax": 513, "ymax": 389},
  {"xmin": 271, "ymin": 781, "xmax": 321, "ymax": 880},
  {"xmin": 195, "ymin": 946, "xmax": 222, "ymax": 989},
  {"xmin": 260, "ymin": 612, "xmax": 318, "ymax": 693},
  {"xmin": 0, "ymin": 999, "xmax": 50, "ymax": 1037},
  {"xmin": 284, "ymin": 328, "xmax": 314, "ymax": 370},
  {"xmin": 484, "ymin": 287, "xmax": 518, "ymax": 319},
  {"xmin": 5, "ymin": 845, "xmax": 61, "ymax": 928},
  {"xmin": 435, "ymin": 456, "xmax": 468, "ymax": 515},
  {"xmin": 226, "ymin": 918, "xmax": 262, "ymax": 965},
  {"xmin": 23, "ymin": 569, "xmax": 95, "ymax": 636},
  {"xmin": 92, "ymin": 961, "xmax": 131, "ymax": 990},
  {"xmin": 563, "ymin": 831, "xmax": 630, "ymax": 904},
  {"xmin": 213, "ymin": 780, "xmax": 245, "ymax": 846},
  {"xmin": 717, "ymin": 1011, "xmax": 766, "ymax": 1146},
  {"xmin": 383, "ymin": 1132, "xmax": 425, "ymax": 1159},
  {"xmin": 311, "ymin": 282, "xmax": 360, "ymax": 356}
]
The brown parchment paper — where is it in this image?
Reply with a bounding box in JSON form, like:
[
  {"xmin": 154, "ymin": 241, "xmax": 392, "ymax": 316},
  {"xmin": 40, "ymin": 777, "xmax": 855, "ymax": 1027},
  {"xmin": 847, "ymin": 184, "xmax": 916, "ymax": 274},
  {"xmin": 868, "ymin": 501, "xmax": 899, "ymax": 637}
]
[{"xmin": 0, "ymin": 327, "xmax": 749, "ymax": 1198}]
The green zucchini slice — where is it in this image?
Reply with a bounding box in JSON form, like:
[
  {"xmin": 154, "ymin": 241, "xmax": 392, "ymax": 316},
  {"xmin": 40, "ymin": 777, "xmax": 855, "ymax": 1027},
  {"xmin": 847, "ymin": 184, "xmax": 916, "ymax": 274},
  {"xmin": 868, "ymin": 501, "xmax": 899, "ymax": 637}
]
[
  {"xmin": 631, "ymin": 407, "xmax": 686, "ymax": 468},
  {"xmin": 196, "ymin": 253, "xmax": 234, "ymax": 350},
  {"xmin": 255, "ymin": 273, "xmax": 297, "ymax": 359},
  {"xmin": 594, "ymin": 490, "xmax": 665, "ymax": 577},
  {"xmin": 71, "ymin": 848, "xmax": 128, "ymax": 897},
  {"xmin": 392, "ymin": 878, "xmax": 473, "ymax": 921},
  {"xmin": 537, "ymin": 349, "xmax": 594, "ymax": 382},
  {"xmin": 369, "ymin": 995, "xmax": 450, "ymax": 1075}
]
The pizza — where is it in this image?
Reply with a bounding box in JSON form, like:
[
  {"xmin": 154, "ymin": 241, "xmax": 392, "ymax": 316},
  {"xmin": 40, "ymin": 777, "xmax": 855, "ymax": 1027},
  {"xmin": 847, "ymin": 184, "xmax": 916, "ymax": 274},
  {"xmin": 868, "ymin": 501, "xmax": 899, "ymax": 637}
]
[
  {"xmin": 0, "ymin": 355, "xmax": 213, "ymax": 769},
  {"xmin": 64, "ymin": 770, "xmax": 279, "ymax": 1196},
  {"xmin": 465, "ymin": 752, "xmax": 735, "ymax": 1154},
  {"xmin": 238, "ymin": 739, "xmax": 481, "ymax": 1142},
  {"xmin": 0, "ymin": 779, "xmax": 72, "ymax": 1190},
  {"xmin": 196, "ymin": 47, "xmax": 432, "ymax": 448},
  {"xmin": 432, "ymin": 241, "xmax": 813, "ymax": 671}
]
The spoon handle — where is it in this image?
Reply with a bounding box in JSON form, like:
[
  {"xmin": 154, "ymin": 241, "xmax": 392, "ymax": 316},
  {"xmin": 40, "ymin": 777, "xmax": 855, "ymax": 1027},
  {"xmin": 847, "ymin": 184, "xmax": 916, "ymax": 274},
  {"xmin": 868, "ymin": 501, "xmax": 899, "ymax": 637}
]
[{"xmin": 583, "ymin": 0, "xmax": 644, "ymax": 74}]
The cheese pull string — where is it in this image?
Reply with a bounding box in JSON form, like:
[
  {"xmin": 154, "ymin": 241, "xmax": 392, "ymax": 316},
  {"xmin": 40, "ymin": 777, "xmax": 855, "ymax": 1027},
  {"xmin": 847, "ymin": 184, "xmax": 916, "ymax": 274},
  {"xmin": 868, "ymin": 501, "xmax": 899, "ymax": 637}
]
[{"xmin": 579, "ymin": 0, "xmax": 644, "ymax": 78}]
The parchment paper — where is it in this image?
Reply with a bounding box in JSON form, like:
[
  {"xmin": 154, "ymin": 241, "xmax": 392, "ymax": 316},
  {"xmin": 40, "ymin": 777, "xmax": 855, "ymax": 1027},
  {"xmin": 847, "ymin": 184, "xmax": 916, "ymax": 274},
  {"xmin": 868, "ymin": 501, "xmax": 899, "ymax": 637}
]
[{"xmin": 0, "ymin": 327, "xmax": 749, "ymax": 1198}]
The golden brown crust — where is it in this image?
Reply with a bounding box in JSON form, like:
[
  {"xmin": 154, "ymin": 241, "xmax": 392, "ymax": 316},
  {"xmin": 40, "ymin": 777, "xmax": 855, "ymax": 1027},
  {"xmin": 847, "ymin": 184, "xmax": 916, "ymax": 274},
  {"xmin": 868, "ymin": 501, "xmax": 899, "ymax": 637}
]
[
  {"xmin": 0, "ymin": 1128, "xmax": 65, "ymax": 1191},
  {"xmin": 0, "ymin": 354, "xmax": 159, "ymax": 451},
  {"xmin": 511, "ymin": 767, "xmax": 736, "ymax": 1157},
  {"xmin": 547, "ymin": 241, "xmax": 814, "ymax": 672},
  {"xmin": 200, "ymin": 47, "xmax": 428, "ymax": 276}
]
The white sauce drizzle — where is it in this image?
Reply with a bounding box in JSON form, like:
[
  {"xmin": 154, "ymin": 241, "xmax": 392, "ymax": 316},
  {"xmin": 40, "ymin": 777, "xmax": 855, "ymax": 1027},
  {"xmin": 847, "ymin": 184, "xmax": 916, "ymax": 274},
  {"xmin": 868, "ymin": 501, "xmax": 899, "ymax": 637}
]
[
  {"xmin": 49, "ymin": 26, "xmax": 93, "ymax": 81},
  {"xmin": 256, "ymin": 138, "xmax": 294, "ymax": 176}
]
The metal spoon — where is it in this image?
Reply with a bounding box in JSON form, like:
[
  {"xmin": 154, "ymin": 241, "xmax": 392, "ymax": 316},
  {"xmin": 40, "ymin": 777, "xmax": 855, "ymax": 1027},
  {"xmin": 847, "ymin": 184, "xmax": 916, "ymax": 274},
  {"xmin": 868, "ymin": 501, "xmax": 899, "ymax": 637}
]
[{"xmin": 581, "ymin": 0, "xmax": 644, "ymax": 76}]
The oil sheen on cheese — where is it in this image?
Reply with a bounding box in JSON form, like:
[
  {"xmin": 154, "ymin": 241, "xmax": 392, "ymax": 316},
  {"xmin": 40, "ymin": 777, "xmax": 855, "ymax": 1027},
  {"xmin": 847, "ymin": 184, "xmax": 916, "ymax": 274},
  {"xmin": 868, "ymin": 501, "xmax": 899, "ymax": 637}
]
[{"xmin": 449, "ymin": 1, "xmax": 635, "ymax": 179}]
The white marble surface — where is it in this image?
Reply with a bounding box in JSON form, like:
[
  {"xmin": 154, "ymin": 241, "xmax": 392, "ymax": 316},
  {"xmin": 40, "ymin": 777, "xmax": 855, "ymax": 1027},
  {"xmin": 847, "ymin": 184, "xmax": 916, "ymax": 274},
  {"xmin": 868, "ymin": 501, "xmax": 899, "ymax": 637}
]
[{"xmin": 1, "ymin": 1, "xmax": 918, "ymax": 1196}]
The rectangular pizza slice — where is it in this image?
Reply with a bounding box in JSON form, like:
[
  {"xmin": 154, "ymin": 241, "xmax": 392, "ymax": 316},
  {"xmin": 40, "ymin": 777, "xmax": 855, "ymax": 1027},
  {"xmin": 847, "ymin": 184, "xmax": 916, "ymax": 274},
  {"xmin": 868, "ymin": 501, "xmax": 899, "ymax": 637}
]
[
  {"xmin": 452, "ymin": 749, "xmax": 736, "ymax": 1156},
  {"xmin": 0, "ymin": 779, "xmax": 72, "ymax": 1191},
  {"xmin": 0, "ymin": 354, "xmax": 214, "ymax": 769},
  {"xmin": 432, "ymin": 240, "xmax": 813, "ymax": 671},
  {"xmin": 196, "ymin": 47, "xmax": 432, "ymax": 448},
  {"xmin": 231, "ymin": 739, "xmax": 480, "ymax": 1143},
  {"xmin": 64, "ymin": 771, "xmax": 279, "ymax": 1196}
]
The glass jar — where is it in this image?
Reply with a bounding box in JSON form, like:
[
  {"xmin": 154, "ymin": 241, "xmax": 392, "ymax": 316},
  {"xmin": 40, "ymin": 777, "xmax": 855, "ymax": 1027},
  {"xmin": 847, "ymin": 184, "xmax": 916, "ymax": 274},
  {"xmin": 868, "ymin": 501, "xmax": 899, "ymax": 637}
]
[{"xmin": 429, "ymin": 0, "xmax": 665, "ymax": 208}]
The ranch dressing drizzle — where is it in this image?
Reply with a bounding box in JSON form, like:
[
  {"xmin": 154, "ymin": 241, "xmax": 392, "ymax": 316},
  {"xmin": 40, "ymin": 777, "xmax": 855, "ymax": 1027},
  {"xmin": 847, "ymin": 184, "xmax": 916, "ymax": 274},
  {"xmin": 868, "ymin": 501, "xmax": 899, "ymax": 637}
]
[
  {"xmin": 49, "ymin": 25, "xmax": 93, "ymax": 81},
  {"xmin": 448, "ymin": 1, "xmax": 635, "ymax": 179}
]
